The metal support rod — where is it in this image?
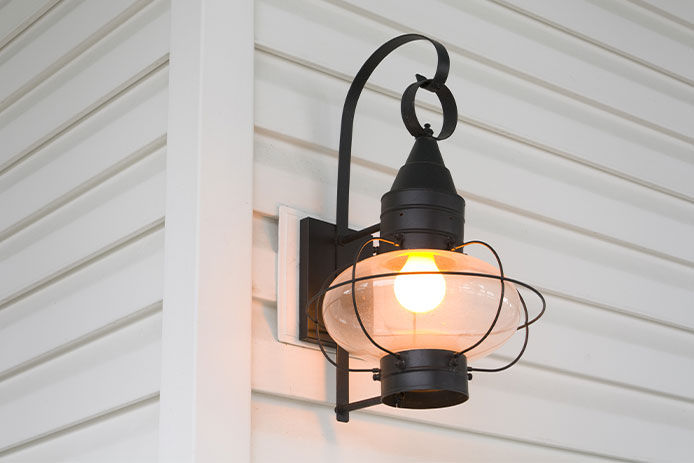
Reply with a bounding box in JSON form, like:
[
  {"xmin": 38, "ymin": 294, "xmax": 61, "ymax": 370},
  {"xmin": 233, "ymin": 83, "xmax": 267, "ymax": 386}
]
[
  {"xmin": 335, "ymin": 396, "xmax": 383, "ymax": 414},
  {"xmin": 337, "ymin": 223, "xmax": 380, "ymax": 245},
  {"xmin": 335, "ymin": 346, "xmax": 350, "ymax": 422}
]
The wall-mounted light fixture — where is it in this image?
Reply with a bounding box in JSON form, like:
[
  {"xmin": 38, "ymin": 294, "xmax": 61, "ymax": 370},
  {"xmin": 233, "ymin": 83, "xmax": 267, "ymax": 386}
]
[{"xmin": 299, "ymin": 34, "xmax": 545, "ymax": 422}]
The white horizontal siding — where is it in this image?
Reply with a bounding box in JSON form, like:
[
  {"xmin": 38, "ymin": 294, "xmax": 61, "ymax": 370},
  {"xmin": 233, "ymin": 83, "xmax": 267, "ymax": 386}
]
[
  {"xmin": 0, "ymin": 0, "xmax": 169, "ymax": 173},
  {"xmin": 5, "ymin": 399, "xmax": 159, "ymax": 463},
  {"xmin": 628, "ymin": 0, "xmax": 694, "ymax": 30},
  {"xmin": 0, "ymin": 0, "xmax": 169, "ymax": 460},
  {"xmin": 0, "ymin": 150, "xmax": 165, "ymax": 304},
  {"xmin": 253, "ymin": 0, "xmax": 694, "ymax": 461},
  {"xmin": 251, "ymin": 296, "xmax": 694, "ymax": 462},
  {"xmin": 252, "ymin": 71, "xmax": 694, "ymax": 330},
  {"xmin": 0, "ymin": 313, "xmax": 162, "ymax": 454},
  {"xmin": 0, "ymin": 230, "xmax": 164, "ymax": 379},
  {"xmin": 0, "ymin": 0, "xmax": 151, "ymax": 111},
  {"xmin": 252, "ymin": 49, "xmax": 694, "ymax": 267},
  {"xmin": 0, "ymin": 0, "xmax": 59, "ymax": 51},
  {"xmin": 256, "ymin": 0, "xmax": 694, "ymax": 201},
  {"xmin": 252, "ymin": 211, "xmax": 694, "ymax": 403},
  {"xmin": 0, "ymin": 47, "xmax": 168, "ymax": 239},
  {"xmin": 334, "ymin": 0, "xmax": 694, "ymax": 141},
  {"xmin": 252, "ymin": 392, "xmax": 614, "ymax": 463},
  {"xmin": 494, "ymin": 0, "xmax": 694, "ymax": 84}
]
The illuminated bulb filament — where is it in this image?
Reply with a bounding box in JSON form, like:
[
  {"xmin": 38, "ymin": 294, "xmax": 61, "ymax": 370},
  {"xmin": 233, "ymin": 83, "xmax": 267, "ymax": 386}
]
[{"xmin": 394, "ymin": 253, "xmax": 446, "ymax": 313}]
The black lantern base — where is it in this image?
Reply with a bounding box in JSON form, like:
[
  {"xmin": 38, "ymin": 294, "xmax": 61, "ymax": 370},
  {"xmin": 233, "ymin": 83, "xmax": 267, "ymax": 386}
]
[{"xmin": 379, "ymin": 349, "xmax": 469, "ymax": 409}]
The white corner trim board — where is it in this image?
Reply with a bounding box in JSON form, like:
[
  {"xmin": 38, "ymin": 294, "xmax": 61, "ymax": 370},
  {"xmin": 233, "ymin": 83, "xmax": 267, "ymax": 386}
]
[{"xmin": 158, "ymin": 0, "xmax": 254, "ymax": 461}]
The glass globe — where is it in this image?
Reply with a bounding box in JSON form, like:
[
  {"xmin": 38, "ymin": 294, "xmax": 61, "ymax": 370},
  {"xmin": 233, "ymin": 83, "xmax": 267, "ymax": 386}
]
[{"xmin": 322, "ymin": 249, "xmax": 521, "ymax": 362}]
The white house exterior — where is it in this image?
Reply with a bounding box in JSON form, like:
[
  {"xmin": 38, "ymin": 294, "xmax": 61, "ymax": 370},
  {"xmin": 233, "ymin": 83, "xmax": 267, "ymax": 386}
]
[{"xmin": 0, "ymin": 0, "xmax": 692, "ymax": 461}]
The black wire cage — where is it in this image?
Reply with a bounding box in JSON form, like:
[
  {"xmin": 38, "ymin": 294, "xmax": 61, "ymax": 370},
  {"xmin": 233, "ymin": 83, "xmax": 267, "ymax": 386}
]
[{"xmin": 298, "ymin": 34, "xmax": 546, "ymax": 422}]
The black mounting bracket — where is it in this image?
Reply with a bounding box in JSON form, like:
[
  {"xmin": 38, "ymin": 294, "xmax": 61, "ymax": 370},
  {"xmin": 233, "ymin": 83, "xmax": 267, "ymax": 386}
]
[{"xmin": 298, "ymin": 216, "xmax": 374, "ymax": 346}]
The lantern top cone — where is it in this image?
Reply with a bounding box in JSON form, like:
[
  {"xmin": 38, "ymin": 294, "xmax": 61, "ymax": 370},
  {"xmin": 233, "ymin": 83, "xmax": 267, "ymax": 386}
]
[{"xmin": 380, "ymin": 134, "xmax": 465, "ymax": 251}]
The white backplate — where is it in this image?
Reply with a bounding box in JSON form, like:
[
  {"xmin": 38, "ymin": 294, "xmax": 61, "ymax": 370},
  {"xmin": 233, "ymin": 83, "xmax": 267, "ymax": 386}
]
[{"xmin": 276, "ymin": 205, "xmax": 322, "ymax": 348}]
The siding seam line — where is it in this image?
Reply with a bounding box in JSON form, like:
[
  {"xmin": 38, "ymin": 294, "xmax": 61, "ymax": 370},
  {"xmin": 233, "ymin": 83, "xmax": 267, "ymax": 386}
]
[
  {"xmin": 254, "ymin": 45, "xmax": 694, "ymax": 204},
  {"xmin": 0, "ymin": 217, "xmax": 165, "ymax": 311},
  {"xmin": 0, "ymin": 392, "xmax": 160, "ymax": 457},
  {"xmin": 0, "ymin": 55, "xmax": 170, "ymax": 176},
  {"xmin": 0, "ymin": 301, "xmax": 163, "ymax": 382},
  {"xmin": 0, "ymin": 135, "xmax": 167, "ymax": 243},
  {"xmin": 488, "ymin": 0, "xmax": 694, "ymax": 87},
  {"xmin": 254, "ymin": 126, "xmax": 694, "ymax": 269},
  {"xmin": 251, "ymin": 390, "xmax": 643, "ymax": 463},
  {"xmin": 252, "ymin": 294, "xmax": 694, "ymax": 405},
  {"xmin": 250, "ymin": 210, "xmax": 694, "ymax": 335},
  {"xmin": 322, "ymin": 0, "xmax": 694, "ymax": 145},
  {"xmin": 0, "ymin": 0, "xmax": 63, "ymax": 53},
  {"xmin": 538, "ymin": 286, "xmax": 694, "ymax": 335},
  {"xmin": 624, "ymin": 0, "xmax": 694, "ymax": 32},
  {"xmin": 489, "ymin": 351, "xmax": 694, "ymax": 405},
  {"xmin": 0, "ymin": 0, "xmax": 156, "ymax": 114}
]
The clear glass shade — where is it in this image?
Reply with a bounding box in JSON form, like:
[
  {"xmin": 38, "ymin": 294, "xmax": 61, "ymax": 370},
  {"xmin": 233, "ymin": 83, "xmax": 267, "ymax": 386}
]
[{"xmin": 322, "ymin": 249, "xmax": 521, "ymax": 362}]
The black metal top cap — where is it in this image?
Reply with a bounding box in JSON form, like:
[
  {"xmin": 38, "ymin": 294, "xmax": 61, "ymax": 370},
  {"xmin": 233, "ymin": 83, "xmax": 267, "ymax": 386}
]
[
  {"xmin": 389, "ymin": 136, "xmax": 457, "ymax": 194},
  {"xmin": 380, "ymin": 136, "xmax": 465, "ymax": 250}
]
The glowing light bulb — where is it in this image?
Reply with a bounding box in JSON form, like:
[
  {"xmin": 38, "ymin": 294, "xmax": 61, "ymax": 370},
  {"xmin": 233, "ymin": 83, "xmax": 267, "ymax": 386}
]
[{"xmin": 394, "ymin": 252, "xmax": 446, "ymax": 313}]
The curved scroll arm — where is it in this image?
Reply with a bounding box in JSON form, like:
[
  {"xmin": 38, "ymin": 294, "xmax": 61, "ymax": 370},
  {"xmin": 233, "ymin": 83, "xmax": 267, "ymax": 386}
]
[{"xmin": 335, "ymin": 34, "xmax": 458, "ymax": 238}]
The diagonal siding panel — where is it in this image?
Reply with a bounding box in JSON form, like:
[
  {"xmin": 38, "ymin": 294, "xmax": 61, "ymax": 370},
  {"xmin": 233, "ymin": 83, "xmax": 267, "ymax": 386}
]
[
  {"xmin": 0, "ymin": 0, "xmax": 170, "ymax": 460},
  {"xmin": 3, "ymin": 399, "xmax": 160, "ymax": 463},
  {"xmin": 0, "ymin": 313, "xmax": 162, "ymax": 455},
  {"xmin": 496, "ymin": 0, "xmax": 694, "ymax": 83},
  {"xmin": 0, "ymin": 0, "xmax": 59, "ymax": 51}
]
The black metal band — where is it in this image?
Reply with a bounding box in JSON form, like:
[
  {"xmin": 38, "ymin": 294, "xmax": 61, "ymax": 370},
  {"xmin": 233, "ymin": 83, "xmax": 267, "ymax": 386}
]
[
  {"xmin": 380, "ymin": 349, "xmax": 468, "ymax": 409},
  {"xmin": 336, "ymin": 34, "xmax": 457, "ymax": 237}
]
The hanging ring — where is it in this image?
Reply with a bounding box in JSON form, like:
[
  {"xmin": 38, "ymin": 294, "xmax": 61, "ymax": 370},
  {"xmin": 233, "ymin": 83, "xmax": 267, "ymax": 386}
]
[{"xmin": 401, "ymin": 76, "xmax": 457, "ymax": 140}]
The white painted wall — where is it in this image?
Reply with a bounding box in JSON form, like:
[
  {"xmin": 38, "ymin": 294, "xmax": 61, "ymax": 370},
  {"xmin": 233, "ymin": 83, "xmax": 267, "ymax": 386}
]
[
  {"xmin": 1, "ymin": 0, "xmax": 693, "ymax": 462},
  {"xmin": 251, "ymin": 0, "xmax": 694, "ymax": 462}
]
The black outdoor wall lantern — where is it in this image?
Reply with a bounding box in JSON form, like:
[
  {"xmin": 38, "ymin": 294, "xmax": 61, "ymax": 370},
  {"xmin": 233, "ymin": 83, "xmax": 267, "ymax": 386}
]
[{"xmin": 299, "ymin": 34, "xmax": 546, "ymax": 422}]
